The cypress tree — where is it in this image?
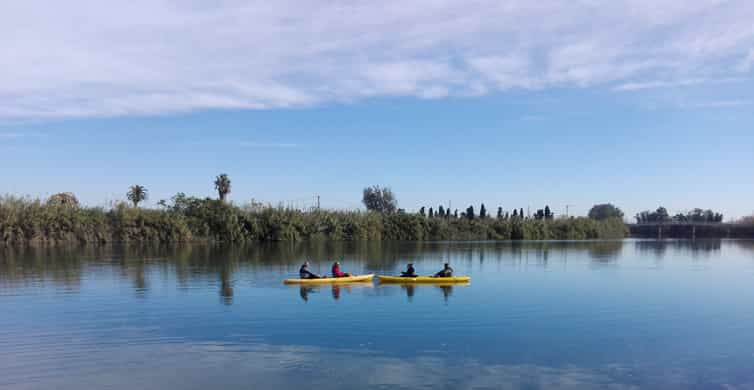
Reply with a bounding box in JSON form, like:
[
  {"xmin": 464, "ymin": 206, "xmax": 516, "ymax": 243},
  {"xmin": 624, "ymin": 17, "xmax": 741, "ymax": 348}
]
[
  {"xmin": 466, "ymin": 206, "xmax": 475, "ymax": 220},
  {"xmin": 497, "ymin": 207, "xmax": 503, "ymax": 219},
  {"xmin": 429, "ymin": 207, "xmax": 434, "ymax": 218},
  {"xmin": 545, "ymin": 205, "xmax": 552, "ymax": 220},
  {"xmin": 513, "ymin": 209, "xmax": 518, "ymax": 218},
  {"xmin": 438, "ymin": 205, "xmax": 445, "ymax": 217},
  {"xmin": 419, "ymin": 206, "xmax": 425, "ymax": 217},
  {"xmin": 480, "ymin": 204, "xmax": 487, "ymax": 219},
  {"xmin": 520, "ymin": 208, "xmax": 525, "ymax": 219}
]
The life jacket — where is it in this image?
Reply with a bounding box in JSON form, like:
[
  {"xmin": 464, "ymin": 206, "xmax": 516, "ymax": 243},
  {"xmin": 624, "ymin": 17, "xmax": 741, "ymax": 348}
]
[{"xmin": 332, "ymin": 264, "xmax": 346, "ymax": 277}]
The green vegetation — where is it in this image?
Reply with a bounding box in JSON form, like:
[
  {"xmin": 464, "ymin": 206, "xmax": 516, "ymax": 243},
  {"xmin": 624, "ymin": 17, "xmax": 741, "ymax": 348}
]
[
  {"xmin": 362, "ymin": 185, "xmax": 397, "ymax": 213},
  {"xmin": 214, "ymin": 174, "xmax": 231, "ymax": 202},
  {"xmin": 127, "ymin": 185, "xmax": 148, "ymax": 208},
  {"xmin": 588, "ymin": 203, "xmax": 624, "ymax": 221},
  {"xmin": 635, "ymin": 207, "xmax": 723, "ymax": 223},
  {"xmin": 0, "ymin": 194, "xmax": 628, "ymax": 245}
]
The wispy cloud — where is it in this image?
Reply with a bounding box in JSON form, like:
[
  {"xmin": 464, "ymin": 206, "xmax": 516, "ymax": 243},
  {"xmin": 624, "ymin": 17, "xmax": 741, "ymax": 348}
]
[
  {"xmin": 1, "ymin": 1, "xmax": 754, "ymax": 120},
  {"xmin": 614, "ymin": 78, "xmax": 707, "ymax": 91},
  {"xmin": 613, "ymin": 77, "xmax": 746, "ymax": 91}
]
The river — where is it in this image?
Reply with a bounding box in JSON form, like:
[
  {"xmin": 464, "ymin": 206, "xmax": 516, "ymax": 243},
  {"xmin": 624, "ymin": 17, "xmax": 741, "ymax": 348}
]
[{"xmin": 1, "ymin": 240, "xmax": 753, "ymax": 389}]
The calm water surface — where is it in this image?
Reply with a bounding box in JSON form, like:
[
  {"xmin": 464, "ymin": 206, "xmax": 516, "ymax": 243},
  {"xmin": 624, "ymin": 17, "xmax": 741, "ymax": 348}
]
[{"xmin": 2, "ymin": 240, "xmax": 754, "ymax": 389}]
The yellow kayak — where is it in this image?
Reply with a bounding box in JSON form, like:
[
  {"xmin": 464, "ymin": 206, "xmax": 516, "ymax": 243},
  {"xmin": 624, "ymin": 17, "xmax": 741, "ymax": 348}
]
[
  {"xmin": 377, "ymin": 275, "xmax": 471, "ymax": 284},
  {"xmin": 283, "ymin": 274, "xmax": 374, "ymax": 285}
]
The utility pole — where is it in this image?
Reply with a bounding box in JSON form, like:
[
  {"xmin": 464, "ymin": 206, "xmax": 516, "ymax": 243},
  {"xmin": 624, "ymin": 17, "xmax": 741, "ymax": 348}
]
[
  {"xmin": 316, "ymin": 195, "xmax": 320, "ymax": 210},
  {"xmin": 565, "ymin": 204, "xmax": 573, "ymax": 218}
]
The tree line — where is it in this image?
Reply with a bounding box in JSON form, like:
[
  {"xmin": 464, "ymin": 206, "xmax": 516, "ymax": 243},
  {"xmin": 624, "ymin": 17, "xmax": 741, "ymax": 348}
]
[
  {"xmin": 364, "ymin": 187, "xmax": 625, "ymax": 224},
  {"xmin": 634, "ymin": 207, "xmax": 724, "ymax": 224},
  {"xmin": 0, "ymin": 182, "xmax": 631, "ymax": 245},
  {"xmin": 414, "ymin": 204, "xmax": 555, "ymax": 221}
]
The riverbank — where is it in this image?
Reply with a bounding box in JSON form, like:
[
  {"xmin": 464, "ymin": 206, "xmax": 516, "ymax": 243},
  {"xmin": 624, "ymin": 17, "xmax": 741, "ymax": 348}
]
[{"xmin": 0, "ymin": 196, "xmax": 628, "ymax": 245}]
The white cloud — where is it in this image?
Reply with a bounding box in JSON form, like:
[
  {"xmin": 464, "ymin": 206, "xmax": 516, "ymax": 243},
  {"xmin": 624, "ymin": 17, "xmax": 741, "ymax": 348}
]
[
  {"xmin": 1, "ymin": 0, "xmax": 754, "ymax": 119},
  {"xmin": 613, "ymin": 77, "xmax": 746, "ymax": 91},
  {"xmin": 358, "ymin": 60, "xmax": 459, "ymax": 97},
  {"xmin": 467, "ymin": 55, "xmax": 536, "ymax": 89}
]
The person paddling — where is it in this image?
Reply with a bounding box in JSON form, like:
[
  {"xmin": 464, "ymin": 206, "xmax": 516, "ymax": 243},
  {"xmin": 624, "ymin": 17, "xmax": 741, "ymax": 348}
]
[
  {"xmin": 299, "ymin": 261, "xmax": 322, "ymax": 279},
  {"xmin": 331, "ymin": 261, "xmax": 352, "ymax": 278},
  {"xmin": 401, "ymin": 263, "xmax": 417, "ymax": 277},
  {"xmin": 434, "ymin": 262, "xmax": 453, "ymax": 277}
]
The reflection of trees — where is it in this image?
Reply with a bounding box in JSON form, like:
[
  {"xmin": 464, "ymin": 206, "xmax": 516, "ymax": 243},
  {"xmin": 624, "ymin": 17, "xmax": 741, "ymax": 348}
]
[
  {"xmin": 133, "ymin": 260, "xmax": 148, "ymax": 293},
  {"xmin": 0, "ymin": 245, "xmax": 86, "ymax": 291},
  {"xmin": 587, "ymin": 241, "xmax": 623, "ymax": 262},
  {"xmin": 5, "ymin": 240, "xmax": 753, "ymax": 296},
  {"xmin": 219, "ymin": 264, "xmax": 234, "ymax": 305},
  {"xmin": 634, "ymin": 241, "xmax": 667, "ymax": 259},
  {"xmin": 119, "ymin": 246, "xmax": 151, "ymax": 296},
  {"xmin": 685, "ymin": 240, "xmax": 721, "ymax": 253},
  {"xmin": 633, "ymin": 240, "xmax": 722, "ymax": 259},
  {"xmin": 732, "ymin": 240, "xmax": 754, "ymax": 252}
]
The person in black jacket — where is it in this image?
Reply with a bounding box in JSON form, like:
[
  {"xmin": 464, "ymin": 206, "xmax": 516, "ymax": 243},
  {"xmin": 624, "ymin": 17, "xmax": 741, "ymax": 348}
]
[
  {"xmin": 299, "ymin": 261, "xmax": 323, "ymax": 279},
  {"xmin": 434, "ymin": 263, "xmax": 453, "ymax": 277}
]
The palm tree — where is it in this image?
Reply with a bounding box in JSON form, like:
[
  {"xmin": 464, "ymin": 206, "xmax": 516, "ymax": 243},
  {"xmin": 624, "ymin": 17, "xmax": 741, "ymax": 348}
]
[
  {"xmin": 127, "ymin": 185, "xmax": 148, "ymax": 208},
  {"xmin": 214, "ymin": 174, "xmax": 231, "ymax": 202}
]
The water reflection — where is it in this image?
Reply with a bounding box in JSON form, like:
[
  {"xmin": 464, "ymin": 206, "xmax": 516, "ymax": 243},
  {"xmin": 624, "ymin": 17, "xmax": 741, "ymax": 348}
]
[
  {"xmin": 219, "ymin": 260, "xmax": 235, "ymax": 305},
  {"xmin": 403, "ymin": 284, "xmax": 415, "ymax": 300},
  {"xmin": 3, "ymin": 240, "xmax": 754, "ymax": 389},
  {"xmin": 6, "ymin": 337, "xmax": 751, "ymax": 390},
  {"xmin": 1, "ymin": 240, "xmax": 748, "ymax": 293},
  {"xmin": 377, "ymin": 283, "xmax": 469, "ymax": 302},
  {"xmin": 299, "ymin": 286, "xmax": 316, "ymax": 302},
  {"xmin": 331, "ymin": 285, "xmax": 340, "ymax": 300},
  {"xmin": 587, "ymin": 241, "xmax": 623, "ymax": 262},
  {"xmin": 439, "ymin": 285, "xmax": 454, "ymax": 301},
  {"xmin": 633, "ymin": 239, "xmax": 723, "ymax": 260},
  {"xmin": 295, "ymin": 283, "xmax": 372, "ymax": 302}
]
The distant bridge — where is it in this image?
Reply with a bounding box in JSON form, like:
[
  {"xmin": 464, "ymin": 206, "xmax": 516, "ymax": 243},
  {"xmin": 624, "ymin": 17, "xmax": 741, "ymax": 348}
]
[{"xmin": 628, "ymin": 222, "xmax": 752, "ymax": 239}]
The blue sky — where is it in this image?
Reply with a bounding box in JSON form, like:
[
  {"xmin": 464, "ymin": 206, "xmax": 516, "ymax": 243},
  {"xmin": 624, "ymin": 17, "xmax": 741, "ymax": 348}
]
[{"xmin": 1, "ymin": 1, "xmax": 754, "ymax": 220}]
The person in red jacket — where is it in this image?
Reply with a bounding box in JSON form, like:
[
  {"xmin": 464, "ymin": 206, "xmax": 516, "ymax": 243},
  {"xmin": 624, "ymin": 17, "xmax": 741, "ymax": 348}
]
[{"xmin": 331, "ymin": 261, "xmax": 352, "ymax": 278}]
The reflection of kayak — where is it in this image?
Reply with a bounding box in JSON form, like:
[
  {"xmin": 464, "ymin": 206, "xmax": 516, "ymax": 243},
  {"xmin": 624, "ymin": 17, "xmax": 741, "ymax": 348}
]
[
  {"xmin": 391, "ymin": 282, "xmax": 470, "ymax": 288},
  {"xmin": 297, "ymin": 281, "xmax": 374, "ymax": 289},
  {"xmin": 377, "ymin": 275, "xmax": 471, "ymax": 284},
  {"xmin": 283, "ymin": 274, "xmax": 374, "ymax": 284}
]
